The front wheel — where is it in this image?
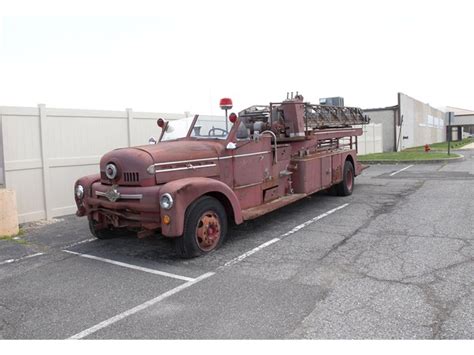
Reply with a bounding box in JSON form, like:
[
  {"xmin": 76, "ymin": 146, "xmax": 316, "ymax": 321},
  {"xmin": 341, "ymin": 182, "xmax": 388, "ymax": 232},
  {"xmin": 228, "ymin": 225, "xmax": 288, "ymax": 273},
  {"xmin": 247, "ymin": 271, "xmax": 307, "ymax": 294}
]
[
  {"xmin": 335, "ymin": 160, "xmax": 354, "ymax": 196},
  {"xmin": 88, "ymin": 219, "xmax": 127, "ymax": 239},
  {"xmin": 175, "ymin": 196, "xmax": 227, "ymax": 258}
]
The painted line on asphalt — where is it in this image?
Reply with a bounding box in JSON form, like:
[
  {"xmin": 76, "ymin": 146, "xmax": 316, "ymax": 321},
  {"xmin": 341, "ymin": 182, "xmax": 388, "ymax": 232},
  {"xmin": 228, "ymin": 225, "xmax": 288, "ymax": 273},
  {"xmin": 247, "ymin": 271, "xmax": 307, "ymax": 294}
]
[
  {"xmin": 223, "ymin": 238, "xmax": 281, "ymax": 267},
  {"xmin": 63, "ymin": 238, "xmax": 96, "ymax": 250},
  {"xmin": 0, "ymin": 252, "xmax": 45, "ymax": 266},
  {"xmin": 222, "ymin": 203, "xmax": 349, "ymax": 268},
  {"xmin": 62, "ymin": 250, "xmax": 195, "ymax": 282},
  {"xmin": 279, "ymin": 203, "xmax": 349, "ymax": 238},
  {"xmin": 68, "ymin": 271, "xmax": 215, "ymax": 340},
  {"xmin": 390, "ymin": 164, "xmax": 414, "ymax": 176}
]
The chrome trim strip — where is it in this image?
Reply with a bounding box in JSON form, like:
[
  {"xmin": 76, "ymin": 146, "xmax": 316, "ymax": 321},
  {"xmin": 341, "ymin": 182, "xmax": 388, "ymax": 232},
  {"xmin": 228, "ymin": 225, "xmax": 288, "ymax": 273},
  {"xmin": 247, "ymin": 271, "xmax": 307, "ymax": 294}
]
[
  {"xmin": 156, "ymin": 163, "xmax": 217, "ymax": 173},
  {"xmin": 232, "ymin": 151, "xmax": 271, "ymax": 158},
  {"xmin": 154, "ymin": 157, "xmax": 217, "ymax": 166},
  {"xmin": 150, "ymin": 150, "xmax": 272, "ymax": 170},
  {"xmin": 95, "ymin": 191, "xmax": 143, "ymax": 200}
]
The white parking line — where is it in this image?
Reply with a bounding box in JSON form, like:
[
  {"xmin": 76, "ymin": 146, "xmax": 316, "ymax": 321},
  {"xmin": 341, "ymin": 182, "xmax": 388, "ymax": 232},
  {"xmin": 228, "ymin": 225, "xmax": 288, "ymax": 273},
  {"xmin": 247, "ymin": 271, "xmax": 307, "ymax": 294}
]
[
  {"xmin": 63, "ymin": 238, "xmax": 96, "ymax": 249},
  {"xmin": 0, "ymin": 252, "xmax": 45, "ymax": 266},
  {"xmin": 390, "ymin": 164, "xmax": 414, "ymax": 176},
  {"xmin": 222, "ymin": 203, "xmax": 349, "ymax": 268},
  {"xmin": 279, "ymin": 203, "xmax": 349, "ymax": 238},
  {"xmin": 68, "ymin": 271, "xmax": 215, "ymax": 339},
  {"xmin": 223, "ymin": 238, "xmax": 280, "ymax": 267},
  {"xmin": 62, "ymin": 250, "xmax": 195, "ymax": 282}
]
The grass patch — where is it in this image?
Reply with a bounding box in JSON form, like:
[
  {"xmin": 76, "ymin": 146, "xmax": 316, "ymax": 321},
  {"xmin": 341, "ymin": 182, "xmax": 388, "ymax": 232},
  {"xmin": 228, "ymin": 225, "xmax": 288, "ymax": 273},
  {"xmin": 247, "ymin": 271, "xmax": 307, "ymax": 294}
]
[
  {"xmin": 404, "ymin": 138, "xmax": 473, "ymax": 151},
  {"xmin": 0, "ymin": 228, "xmax": 27, "ymax": 245},
  {"xmin": 358, "ymin": 151, "xmax": 460, "ymax": 161}
]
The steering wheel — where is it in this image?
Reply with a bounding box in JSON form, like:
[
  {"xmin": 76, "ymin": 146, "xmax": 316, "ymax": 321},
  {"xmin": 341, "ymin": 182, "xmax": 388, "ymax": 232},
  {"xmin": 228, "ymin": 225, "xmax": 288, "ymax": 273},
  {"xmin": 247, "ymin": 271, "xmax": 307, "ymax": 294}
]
[{"xmin": 208, "ymin": 127, "xmax": 228, "ymax": 137}]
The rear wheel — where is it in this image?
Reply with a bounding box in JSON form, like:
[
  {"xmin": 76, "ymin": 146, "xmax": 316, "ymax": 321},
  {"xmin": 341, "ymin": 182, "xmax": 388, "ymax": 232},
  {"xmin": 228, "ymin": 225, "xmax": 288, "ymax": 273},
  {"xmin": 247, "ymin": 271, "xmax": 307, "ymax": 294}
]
[
  {"xmin": 335, "ymin": 160, "xmax": 354, "ymax": 196},
  {"xmin": 175, "ymin": 196, "xmax": 227, "ymax": 258}
]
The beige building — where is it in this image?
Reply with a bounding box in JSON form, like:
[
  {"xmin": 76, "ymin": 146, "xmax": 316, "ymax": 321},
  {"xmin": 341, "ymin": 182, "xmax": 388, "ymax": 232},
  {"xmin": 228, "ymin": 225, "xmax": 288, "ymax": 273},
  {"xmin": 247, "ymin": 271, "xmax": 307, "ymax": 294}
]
[
  {"xmin": 444, "ymin": 106, "xmax": 474, "ymax": 138},
  {"xmin": 364, "ymin": 93, "xmax": 446, "ymax": 152}
]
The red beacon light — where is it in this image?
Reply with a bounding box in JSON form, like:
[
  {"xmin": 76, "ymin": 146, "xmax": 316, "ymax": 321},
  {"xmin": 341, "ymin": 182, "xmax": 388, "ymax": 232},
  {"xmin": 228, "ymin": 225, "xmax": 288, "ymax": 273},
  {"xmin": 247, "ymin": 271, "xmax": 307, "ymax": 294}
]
[
  {"xmin": 157, "ymin": 118, "xmax": 166, "ymax": 128},
  {"xmin": 229, "ymin": 112, "xmax": 238, "ymax": 123},
  {"xmin": 219, "ymin": 98, "xmax": 233, "ymax": 110}
]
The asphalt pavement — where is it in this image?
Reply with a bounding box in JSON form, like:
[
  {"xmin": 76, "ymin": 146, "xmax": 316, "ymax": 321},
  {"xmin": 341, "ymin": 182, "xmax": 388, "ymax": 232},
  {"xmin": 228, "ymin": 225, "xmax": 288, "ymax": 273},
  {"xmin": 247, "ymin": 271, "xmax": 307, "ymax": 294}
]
[{"xmin": 0, "ymin": 149, "xmax": 473, "ymax": 339}]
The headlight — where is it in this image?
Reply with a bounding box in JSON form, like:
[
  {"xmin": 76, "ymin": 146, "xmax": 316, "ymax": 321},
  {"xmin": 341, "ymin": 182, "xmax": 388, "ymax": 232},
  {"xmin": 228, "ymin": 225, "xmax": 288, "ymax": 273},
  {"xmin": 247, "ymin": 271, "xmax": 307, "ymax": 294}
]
[
  {"xmin": 105, "ymin": 163, "xmax": 118, "ymax": 179},
  {"xmin": 160, "ymin": 193, "xmax": 174, "ymax": 210},
  {"xmin": 75, "ymin": 184, "xmax": 84, "ymax": 199}
]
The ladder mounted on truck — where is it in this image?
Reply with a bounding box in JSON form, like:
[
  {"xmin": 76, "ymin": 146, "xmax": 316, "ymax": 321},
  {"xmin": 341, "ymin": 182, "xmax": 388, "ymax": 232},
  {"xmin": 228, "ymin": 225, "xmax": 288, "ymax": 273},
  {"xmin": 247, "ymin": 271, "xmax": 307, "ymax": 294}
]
[
  {"xmin": 239, "ymin": 102, "xmax": 369, "ymax": 129},
  {"xmin": 304, "ymin": 104, "xmax": 369, "ymax": 129}
]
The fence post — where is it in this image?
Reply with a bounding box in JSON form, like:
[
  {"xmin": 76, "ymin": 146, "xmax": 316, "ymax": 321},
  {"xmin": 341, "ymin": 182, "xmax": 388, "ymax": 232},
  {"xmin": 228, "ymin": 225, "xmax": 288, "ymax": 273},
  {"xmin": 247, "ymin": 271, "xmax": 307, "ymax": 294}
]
[
  {"xmin": 126, "ymin": 108, "xmax": 133, "ymax": 147},
  {"xmin": 38, "ymin": 104, "xmax": 52, "ymax": 219}
]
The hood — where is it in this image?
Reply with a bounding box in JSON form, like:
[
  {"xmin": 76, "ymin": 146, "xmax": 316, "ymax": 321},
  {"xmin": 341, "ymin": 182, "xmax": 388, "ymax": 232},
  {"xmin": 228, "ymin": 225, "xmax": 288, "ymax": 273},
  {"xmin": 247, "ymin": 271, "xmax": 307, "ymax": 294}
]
[
  {"xmin": 134, "ymin": 139, "xmax": 225, "ymax": 164},
  {"xmin": 100, "ymin": 139, "xmax": 226, "ymax": 187}
]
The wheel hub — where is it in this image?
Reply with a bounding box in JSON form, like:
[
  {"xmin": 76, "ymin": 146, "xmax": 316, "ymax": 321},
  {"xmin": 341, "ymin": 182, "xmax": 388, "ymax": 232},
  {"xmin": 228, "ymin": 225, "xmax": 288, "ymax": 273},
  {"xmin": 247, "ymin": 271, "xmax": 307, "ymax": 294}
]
[{"xmin": 196, "ymin": 211, "xmax": 221, "ymax": 251}]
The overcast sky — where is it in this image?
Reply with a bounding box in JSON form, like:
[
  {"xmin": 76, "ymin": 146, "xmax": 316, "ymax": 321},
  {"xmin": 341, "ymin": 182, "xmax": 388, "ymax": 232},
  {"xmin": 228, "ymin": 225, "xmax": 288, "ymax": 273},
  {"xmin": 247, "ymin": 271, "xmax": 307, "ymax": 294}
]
[{"xmin": 1, "ymin": 0, "xmax": 473, "ymax": 114}]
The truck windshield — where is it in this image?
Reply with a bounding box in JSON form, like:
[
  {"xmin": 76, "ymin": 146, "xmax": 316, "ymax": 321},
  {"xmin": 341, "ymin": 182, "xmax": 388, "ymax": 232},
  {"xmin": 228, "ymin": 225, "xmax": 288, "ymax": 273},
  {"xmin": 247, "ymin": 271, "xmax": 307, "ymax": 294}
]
[{"xmin": 161, "ymin": 115, "xmax": 229, "ymax": 141}]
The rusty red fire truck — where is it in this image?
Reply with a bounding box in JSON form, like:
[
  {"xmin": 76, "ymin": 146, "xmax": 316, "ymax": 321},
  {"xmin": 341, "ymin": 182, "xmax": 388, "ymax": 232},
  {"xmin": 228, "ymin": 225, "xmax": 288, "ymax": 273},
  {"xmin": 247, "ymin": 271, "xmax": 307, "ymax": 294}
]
[{"xmin": 74, "ymin": 94, "xmax": 369, "ymax": 257}]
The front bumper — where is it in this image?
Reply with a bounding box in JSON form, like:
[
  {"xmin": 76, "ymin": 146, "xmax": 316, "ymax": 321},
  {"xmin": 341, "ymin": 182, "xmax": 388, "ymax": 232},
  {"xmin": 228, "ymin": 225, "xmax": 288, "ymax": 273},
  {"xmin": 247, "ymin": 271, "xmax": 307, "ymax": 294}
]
[{"xmin": 78, "ymin": 182, "xmax": 162, "ymax": 230}]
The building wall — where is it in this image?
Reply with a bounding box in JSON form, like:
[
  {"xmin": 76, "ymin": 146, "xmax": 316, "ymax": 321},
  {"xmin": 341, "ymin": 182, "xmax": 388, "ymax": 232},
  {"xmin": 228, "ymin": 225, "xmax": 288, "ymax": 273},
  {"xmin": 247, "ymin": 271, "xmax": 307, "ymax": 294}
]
[
  {"xmin": 0, "ymin": 105, "xmax": 223, "ymax": 223},
  {"xmin": 363, "ymin": 109, "xmax": 396, "ymax": 152},
  {"xmin": 398, "ymin": 93, "xmax": 446, "ymax": 150},
  {"xmin": 451, "ymin": 114, "xmax": 474, "ymax": 126}
]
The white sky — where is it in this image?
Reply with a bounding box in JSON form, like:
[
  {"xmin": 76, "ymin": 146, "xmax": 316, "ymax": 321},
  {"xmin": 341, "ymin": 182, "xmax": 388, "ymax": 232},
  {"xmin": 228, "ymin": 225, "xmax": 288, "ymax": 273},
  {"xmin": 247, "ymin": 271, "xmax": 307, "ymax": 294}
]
[{"xmin": 1, "ymin": 0, "xmax": 473, "ymax": 114}]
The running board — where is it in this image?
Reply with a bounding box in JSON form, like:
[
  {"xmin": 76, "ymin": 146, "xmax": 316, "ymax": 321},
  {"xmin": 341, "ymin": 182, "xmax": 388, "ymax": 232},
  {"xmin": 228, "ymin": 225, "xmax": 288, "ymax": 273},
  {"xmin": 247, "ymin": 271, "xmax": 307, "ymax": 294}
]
[{"xmin": 241, "ymin": 193, "xmax": 306, "ymax": 220}]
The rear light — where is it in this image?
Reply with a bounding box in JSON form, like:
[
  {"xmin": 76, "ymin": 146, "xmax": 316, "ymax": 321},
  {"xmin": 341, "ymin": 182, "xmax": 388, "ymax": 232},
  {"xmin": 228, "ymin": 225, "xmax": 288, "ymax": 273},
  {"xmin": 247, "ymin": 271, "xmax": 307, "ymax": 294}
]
[{"xmin": 157, "ymin": 118, "xmax": 165, "ymax": 128}]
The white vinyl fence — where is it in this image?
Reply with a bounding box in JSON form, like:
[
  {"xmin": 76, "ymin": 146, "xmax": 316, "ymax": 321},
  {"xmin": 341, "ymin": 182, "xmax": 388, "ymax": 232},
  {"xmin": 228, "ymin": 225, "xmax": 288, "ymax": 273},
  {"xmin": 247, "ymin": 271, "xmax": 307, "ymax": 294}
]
[
  {"xmin": 355, "ymin": 123, "xmax": 383, "ymax": 155},
  {"xmin": 0, "ymin": 105, "xmax": 225, "ymax": 223}
]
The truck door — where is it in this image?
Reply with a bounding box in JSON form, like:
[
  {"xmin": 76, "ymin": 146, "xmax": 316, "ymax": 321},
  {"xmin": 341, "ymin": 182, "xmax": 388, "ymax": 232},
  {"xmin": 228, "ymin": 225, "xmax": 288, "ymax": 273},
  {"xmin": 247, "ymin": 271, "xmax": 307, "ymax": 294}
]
[{"xmin": 232, "ymin": 136, "xmax": 273, "ymax": 209}]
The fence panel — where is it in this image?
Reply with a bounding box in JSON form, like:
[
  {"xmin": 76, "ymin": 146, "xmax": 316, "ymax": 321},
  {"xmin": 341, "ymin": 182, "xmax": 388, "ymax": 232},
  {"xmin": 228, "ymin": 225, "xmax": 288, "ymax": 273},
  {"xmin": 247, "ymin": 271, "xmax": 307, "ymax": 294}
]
[{"xmin": 355, "ymin": 123, "xmax": 383, "ymax": 155}]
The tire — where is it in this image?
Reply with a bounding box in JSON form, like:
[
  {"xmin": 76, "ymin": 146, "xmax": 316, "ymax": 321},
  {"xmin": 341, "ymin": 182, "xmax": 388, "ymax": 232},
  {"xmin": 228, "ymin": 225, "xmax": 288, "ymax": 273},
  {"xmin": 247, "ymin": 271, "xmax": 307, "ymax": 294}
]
[
  {"xmin": 335, "ymin": 160, "xmax": 354, "ymax": 196},
  {"xmin": 88, "ymin": 219, "xmax": 126, "ymax": 239},
  {"xmin": 175, "ymin": 196, "xmax": 228, "ymax": 258}
]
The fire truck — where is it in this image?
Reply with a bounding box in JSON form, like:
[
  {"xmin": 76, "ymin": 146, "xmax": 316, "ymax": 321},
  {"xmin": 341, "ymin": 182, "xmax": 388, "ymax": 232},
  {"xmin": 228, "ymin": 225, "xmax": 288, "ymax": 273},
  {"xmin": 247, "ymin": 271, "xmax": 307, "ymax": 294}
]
[{"xmin": 74, "ymin": 94, "xmax": 369, "ymax": 257}]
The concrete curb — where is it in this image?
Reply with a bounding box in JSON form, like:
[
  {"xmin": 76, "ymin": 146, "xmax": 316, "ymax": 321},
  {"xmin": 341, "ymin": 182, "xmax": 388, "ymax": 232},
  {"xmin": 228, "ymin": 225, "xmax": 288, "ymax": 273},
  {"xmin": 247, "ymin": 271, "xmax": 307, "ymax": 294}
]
[{"xmin": 359, "ymin": 154, "xmax": 465, "ymax": 165}]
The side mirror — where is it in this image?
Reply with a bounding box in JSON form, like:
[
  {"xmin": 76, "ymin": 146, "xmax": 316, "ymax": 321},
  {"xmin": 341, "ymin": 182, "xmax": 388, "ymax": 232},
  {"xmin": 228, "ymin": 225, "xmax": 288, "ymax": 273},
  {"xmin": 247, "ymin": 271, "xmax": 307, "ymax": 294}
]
[{"xmin": 226, "ymin": 142, "xmax": 237, "ymax": 150}]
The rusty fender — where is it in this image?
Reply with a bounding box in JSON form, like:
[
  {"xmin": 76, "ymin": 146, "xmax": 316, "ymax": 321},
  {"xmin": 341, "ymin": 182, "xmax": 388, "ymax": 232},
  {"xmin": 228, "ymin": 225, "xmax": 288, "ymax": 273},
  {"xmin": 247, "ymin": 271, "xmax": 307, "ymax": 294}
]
[
  {"xmin": 75, "ymin": 173, "xmax": 101, "ymax": 216},
  {"xmin": 159, "ymin": 177, "xmax": 243, "ymax": 237}
]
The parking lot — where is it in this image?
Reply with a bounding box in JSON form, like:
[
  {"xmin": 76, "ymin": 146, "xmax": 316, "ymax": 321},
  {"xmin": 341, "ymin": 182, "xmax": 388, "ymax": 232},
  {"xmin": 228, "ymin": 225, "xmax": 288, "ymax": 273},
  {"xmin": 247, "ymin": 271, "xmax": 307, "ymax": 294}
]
[{"xmin": 0, "ymin": 149, "xmax": 473, "ymax": 339}]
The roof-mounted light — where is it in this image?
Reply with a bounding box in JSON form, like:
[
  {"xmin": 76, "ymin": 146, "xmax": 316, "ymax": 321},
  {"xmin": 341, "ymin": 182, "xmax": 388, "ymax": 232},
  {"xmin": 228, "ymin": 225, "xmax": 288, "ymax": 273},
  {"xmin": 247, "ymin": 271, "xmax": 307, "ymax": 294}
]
[{"xmin": 219, "ymin": 98, "xmax": 233, "ymax": 110}]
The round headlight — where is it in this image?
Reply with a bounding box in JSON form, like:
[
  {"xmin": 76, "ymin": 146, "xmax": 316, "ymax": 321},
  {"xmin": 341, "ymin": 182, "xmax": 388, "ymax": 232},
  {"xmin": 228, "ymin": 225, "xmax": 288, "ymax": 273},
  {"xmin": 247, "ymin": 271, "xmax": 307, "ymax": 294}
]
[
  {"xmin": 160, "ymin": 193, "xmax": 174, "ymax": 210},
  {"xmin": 105, "ymin": 163, "xmax": 118, "ymax": 180},
  {"xmin": 75, "ymin": 184, "xmax": 84, "ymax": 199}
]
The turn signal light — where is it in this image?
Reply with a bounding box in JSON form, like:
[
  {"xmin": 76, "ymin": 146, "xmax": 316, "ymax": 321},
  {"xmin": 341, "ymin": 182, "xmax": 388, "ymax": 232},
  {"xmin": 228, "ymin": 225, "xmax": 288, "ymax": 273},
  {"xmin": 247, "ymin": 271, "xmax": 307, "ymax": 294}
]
[{"xmin": 162, "ymin": 215, "xmax": 171, "ymax": 225}]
